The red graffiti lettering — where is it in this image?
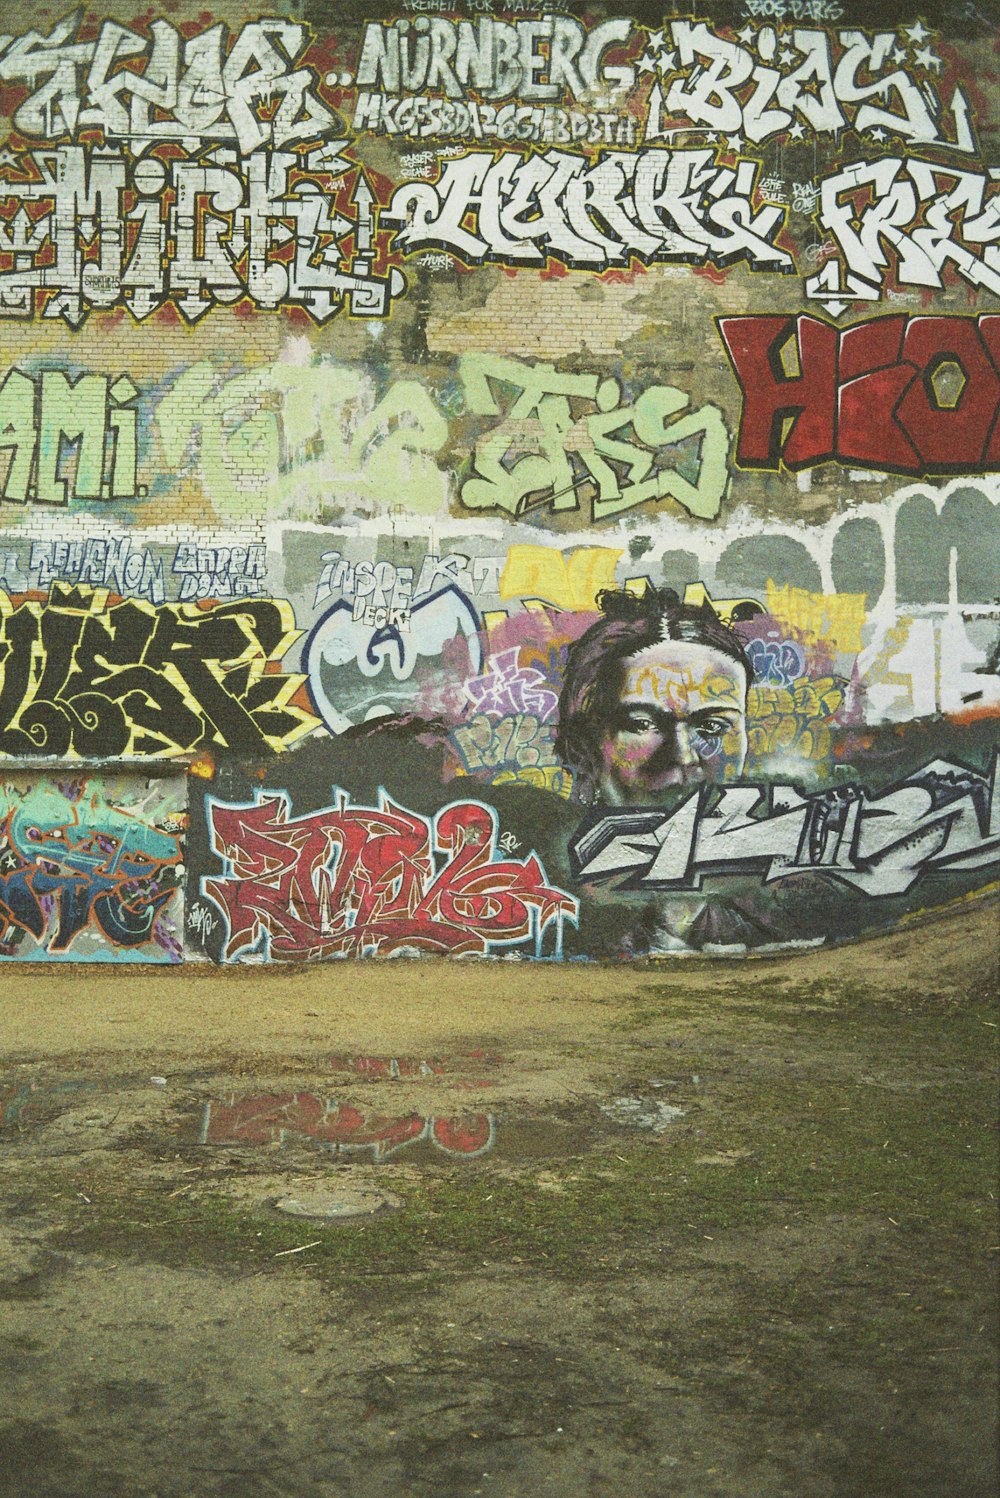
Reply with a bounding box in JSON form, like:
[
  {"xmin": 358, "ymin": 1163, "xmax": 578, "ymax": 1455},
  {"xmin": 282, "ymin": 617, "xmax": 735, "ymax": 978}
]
[
  {"xmin": 718, "ymin": 314, "xmax": 1000, "ymax": 475},
  {"xmin": 203, "ymin": 791, "xmax": 576, "ymax": 960}
]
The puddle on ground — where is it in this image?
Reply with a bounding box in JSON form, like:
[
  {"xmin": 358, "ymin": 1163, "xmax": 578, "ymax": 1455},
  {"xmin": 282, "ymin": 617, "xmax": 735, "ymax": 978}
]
[
  {"xmin": 1, "ymin": 1065, "xmax": 698, "ymax": 1169},
  {"xmin": 270, "ymin": 1184, "xmax": 405, "ymax": 1220}
]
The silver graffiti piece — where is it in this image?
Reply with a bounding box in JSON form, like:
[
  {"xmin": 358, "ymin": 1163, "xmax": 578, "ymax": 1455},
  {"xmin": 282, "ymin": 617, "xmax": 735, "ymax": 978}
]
[{"xmin": 571, "ymin": 756, "xmax": 1000, "ymax": 897}]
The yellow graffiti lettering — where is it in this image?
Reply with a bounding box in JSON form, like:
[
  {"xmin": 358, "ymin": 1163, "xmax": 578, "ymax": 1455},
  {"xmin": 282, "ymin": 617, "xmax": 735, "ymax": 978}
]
[
  {"xmin": 0, "ymin": 585, "xmax": 317, "ymax": 759},
  {"xmin": 747, "ymin": 676, "xmax": 845, "ymax": 764}
]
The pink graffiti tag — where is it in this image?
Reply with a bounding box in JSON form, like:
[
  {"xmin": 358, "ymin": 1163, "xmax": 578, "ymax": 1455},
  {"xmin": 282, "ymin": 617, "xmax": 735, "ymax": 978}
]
[
  {"xmin": 200, "ymin": 1094, "xmax": 495, "ymax": 1161},
  {"xmin": 203, "ymin": 790, "xmax": 577, "ymax": 960}
]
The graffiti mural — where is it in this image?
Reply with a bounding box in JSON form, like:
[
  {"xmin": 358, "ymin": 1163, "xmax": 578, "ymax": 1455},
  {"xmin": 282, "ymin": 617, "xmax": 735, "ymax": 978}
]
[
  {"xmin": 0, "ymin": 586, "xmax": 318, "ymax": 758},
  {"xmin": 570, "ymin": 755, "xmax": 1000, "ymax": 898},
  {"xmin": 0, "ymin": 370, "xmax": 139, "ymax": 505},
  {"xmin": 385, "ymin": 148, "xmax": 792, "ymax": 273},
  {"xmin": 458, "ymin": 356, "xmax": 730, "ymax": 522},
  {"xmin": 805, "ymin": 157, "xmax": 1000, "ymax": 308},
  {"xmin": 0, "ymin": 2, "xmax": 995, "ymax": 963},
  {"xmin": 720, "ymin": 315, "xmax": 1000, "ymax": 474},
  {"xmin": 304, "ymin": 583, "xmax": 483, "ymax": 734},
  {"xmin": 644, "ymin": 20, "xmax": 977, "ymax": 153},
  {"xmin": 28, "ymin": 538, "xmax": 165, "ymax": 603},
  {"xmin": 202, "ymin": 790, "xmax": 577, "ymax": 960},
  {"xmin": 0, "ymin": 15, "xmax": 403, "ymax": 325},
  {"xmin": 151, "ymin": 352, "xmax": 729, "ymax": 523},
  {"xmin": 0, "ymin": 772, "xmax": 184, "ymax": 961}
]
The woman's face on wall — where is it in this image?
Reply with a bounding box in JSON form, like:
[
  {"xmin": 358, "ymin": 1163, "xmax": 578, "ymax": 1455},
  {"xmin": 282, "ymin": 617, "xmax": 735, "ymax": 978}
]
[{"xmin": 597, "ymin": 638, "xmax": 748, "ymax": 803}]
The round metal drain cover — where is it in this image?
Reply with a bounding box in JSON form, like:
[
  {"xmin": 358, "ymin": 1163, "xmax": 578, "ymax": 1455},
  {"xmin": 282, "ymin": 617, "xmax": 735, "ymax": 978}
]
[{"xmin": 271, "ymin": 1186, "xmax": 404, "ymax": 1221}]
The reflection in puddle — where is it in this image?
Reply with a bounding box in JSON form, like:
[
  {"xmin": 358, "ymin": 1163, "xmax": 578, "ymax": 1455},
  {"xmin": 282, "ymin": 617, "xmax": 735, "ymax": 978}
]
[
  {"xmin": 200, "ymin": 1094, "xmax": 496, "ymax": 1162},
  {"xmin": 0, "ymin": 1078, "xmax": 96, "ymax": 1128},
  {"xmin": 328, "ymin": 1055, "xmax": 446, "ymax": 1079},
  {"xmin": 326, "ymin": 1052, "xmax": 504, "ymax": 1085}
]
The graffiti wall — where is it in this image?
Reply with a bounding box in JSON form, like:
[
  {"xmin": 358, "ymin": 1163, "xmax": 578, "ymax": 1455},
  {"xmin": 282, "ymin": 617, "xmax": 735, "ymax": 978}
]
[{"xmin": 0, "ymin": 1, "xmax": 996, "ymax": 961}]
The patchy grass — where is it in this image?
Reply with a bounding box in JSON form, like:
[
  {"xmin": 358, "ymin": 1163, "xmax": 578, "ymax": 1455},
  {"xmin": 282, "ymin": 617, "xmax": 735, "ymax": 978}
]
[
  {"xmin": 2, "ymin": 929, "xmax": 996, "ymax": 1498},
  {"xmin": 33, "ymin": 1058, "xmax": 996, "ymax": 1283},
  {"xmin": 610, "ymin": 970, "xmax": 999, "ymax": 1034}
]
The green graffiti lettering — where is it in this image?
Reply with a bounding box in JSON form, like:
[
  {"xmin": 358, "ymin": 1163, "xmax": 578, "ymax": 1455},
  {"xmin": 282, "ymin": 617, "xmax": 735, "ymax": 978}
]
[
  {"xmin": 0, "ymin": 370, "xmax": 139, "ymax": 506},
  {"xmin": 38, "ymin": 372, "xmax": 110, "ymax": 504},
  {"xmin": 157, "ymin": 362, "xmax": 449, "ymax": 517},
  {"xmin": 0, "ymin": 370, "xmax": 36, "ymax": 503},
  {"xmin": 458, "ymin": 355, "xmax": 730, "ymax": 522}
]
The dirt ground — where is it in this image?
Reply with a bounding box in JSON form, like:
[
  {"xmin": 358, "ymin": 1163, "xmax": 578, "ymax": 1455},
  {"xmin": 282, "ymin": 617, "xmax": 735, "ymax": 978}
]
[{"xmin": 1, "ymin": 899, "xmax": 997, "ymax": 1498}]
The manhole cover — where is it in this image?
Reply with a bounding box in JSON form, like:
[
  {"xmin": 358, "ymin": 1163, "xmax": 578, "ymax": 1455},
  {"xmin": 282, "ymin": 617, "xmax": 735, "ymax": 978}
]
[{"xmin": 270, "ymin": 1186, "xmax": 404, "ymax": 1221}]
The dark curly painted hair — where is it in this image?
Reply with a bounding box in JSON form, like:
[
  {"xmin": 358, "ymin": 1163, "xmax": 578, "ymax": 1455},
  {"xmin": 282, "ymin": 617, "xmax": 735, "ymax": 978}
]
[{"xmin": 554, "ymin": 588, "xmax": 752, "ymax": 801}]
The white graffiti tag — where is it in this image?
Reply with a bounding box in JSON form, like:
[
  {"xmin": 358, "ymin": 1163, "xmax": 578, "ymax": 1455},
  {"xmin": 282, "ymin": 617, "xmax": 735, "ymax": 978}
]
[
  {"xmin": 646, "ymin": 21, "xmax": 976, "ymax": 155},
  {"xmin": 805, "ymin": 156, "xmax": 1000, "ymax": 308},
  {"xmin": 384, "ymin": 148, "xmax": 791, "ymax": 271},
  {"xmin": 0, "ymin": 14, "xmax": 338, "ymax": 154},
  {"xmin": 0, "ymin": 144, "xmax": 404, "ymax": 326}
]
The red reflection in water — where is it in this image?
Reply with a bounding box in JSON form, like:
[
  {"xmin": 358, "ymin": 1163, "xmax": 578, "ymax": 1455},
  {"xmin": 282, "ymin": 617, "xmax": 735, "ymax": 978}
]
[{"xmin": 199, "ymin": 1093, "xmax": 495, "ymax": 1161}]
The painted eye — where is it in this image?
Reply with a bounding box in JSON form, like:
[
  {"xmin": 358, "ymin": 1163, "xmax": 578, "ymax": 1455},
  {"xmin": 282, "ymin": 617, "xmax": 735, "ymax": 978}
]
[
  {"xmin": 697, "ymin": 718, "xmax": 732, "ymax": 738},
  {"xmin": 619, "ymin": 711, "xmax": 655, "ymax": 733}
]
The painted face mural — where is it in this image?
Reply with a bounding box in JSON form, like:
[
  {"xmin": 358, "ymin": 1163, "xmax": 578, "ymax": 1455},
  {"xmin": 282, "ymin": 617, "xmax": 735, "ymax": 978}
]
[
  {"xmin": 0, "ymin": 4, "xmax": 994, "ymax": 960},
  {"xmin": 553, "ymin": 591, "xmax": 752, "ymax": 805},
  {"xmin": 598, "ymin": 641, "xmax": 748, "ymax": 801}
]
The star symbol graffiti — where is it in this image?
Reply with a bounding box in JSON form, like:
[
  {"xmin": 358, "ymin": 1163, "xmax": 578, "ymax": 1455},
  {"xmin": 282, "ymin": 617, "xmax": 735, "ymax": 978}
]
[
  {"xmin": 914, "ymin": 46, "xmax": 942, "ymax": 71},
  {"xmin": 657, "ymin": 50, "xmax": 677, "ymax": 74},
  {"xmin": 726, "ymin": 133, "xmax": 745, "ymax": 153},
  {"xmin": 869, "ymin": 127, "xmax": 888, "ymax": 141},
  {"xmin": 905, "ymin": 20, "xmax": 931, "ymax": 44},
  {"xmin": 736, "ymin": 25, "xmax": 756, "ymax": 45},
  {"xmin": 788, "ymin": 121, "xmax": 807, "ymax": 140},
  {"xmin": 778, "ymin": 47, "xmax": 796, "ymax": 66},
  {"xmin": 891, "ymin": 47, "xmax": 908, "ymax": 65},
  {"xmin": 638, "ymin": 52, "xmax": 658, "ymax": 74},
  {"xmin": 646, "ymin": 28, "xmax": 666, "ymax": 54}
]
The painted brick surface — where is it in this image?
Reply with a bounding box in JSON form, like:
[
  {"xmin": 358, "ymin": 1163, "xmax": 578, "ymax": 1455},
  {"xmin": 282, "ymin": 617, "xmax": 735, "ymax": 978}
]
[{"xmin": 0, "ymin": 2, "xmax": 996, "ymax": 961}]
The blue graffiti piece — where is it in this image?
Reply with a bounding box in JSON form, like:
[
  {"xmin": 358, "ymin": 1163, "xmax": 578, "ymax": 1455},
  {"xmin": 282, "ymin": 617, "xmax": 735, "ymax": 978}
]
[
  {"xmin": 0, "ymin": 868, "xmax": 45, "ymax": 942},
  {"xmin": 0, "ymin": 783, "xmax": 182, "ymax": 955},
  {"xmin": 92, "ymin": 887, "xmax": 176, "ymax": 947},
  {"xmin": 304, "ymin": 584, "xmax": 483, "ymax": 734},
  {"xmin": 746, "ymin": 637, "xmax": 807, "ymax": 687}
]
